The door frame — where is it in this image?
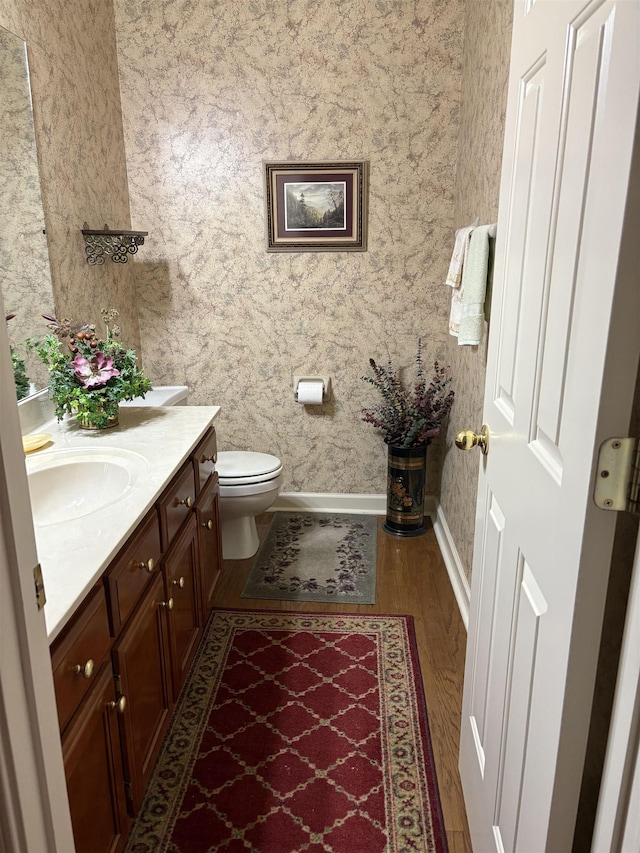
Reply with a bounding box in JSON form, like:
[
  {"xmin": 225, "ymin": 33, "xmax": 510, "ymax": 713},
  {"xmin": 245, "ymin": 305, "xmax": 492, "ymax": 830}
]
[{"xmin": 0, "ymin": 291, "xmax": 75, "ymax": 851}]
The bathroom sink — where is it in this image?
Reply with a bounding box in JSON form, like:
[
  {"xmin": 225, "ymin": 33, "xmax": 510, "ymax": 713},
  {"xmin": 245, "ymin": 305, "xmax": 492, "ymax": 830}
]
[{"xmin": 26, "ymin": 447, "xmax": 150, "ymax": 526}]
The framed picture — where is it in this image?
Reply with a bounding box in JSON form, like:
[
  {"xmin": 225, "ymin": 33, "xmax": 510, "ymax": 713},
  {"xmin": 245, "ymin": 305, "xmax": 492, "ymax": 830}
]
[{"xmin": 264, "ymin": 160, "xmax": 368, "ymax": 252}]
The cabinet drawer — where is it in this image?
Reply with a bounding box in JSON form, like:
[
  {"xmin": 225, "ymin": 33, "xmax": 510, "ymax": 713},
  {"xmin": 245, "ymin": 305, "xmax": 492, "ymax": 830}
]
[
  {"xmin": 51, "ymin": 586, "xmax": 112, "ymax": 734},
  {"xmin": 104, "ymin": 510, "xmax": 162, "ymax": 635},
  {"xmin": 193, "ymin": 427, "xmax": 217, "ymax": 495},
  {"xmin": 158, "ymin": 463, "xmax": 197, "ymax": 550},
  {"xmin": 195, "ymin": 472, "xmax": 222, "ymax": 622}
]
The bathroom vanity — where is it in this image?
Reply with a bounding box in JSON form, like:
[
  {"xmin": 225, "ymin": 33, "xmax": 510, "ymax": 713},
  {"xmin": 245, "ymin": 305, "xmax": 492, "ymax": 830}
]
[{"xmin": 29, "ymin": 405, "xmax": 222, "ymax": 853}]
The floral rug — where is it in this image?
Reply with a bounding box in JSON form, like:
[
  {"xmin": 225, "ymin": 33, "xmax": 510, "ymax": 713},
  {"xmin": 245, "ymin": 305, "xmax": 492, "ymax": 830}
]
[
  {"xmin": 124, "ymin": 609, "xmax": 448, "ymax": 853},
  {"xmin": 241, "ymin": 513, "xmax": 378, "ymax": 604}
]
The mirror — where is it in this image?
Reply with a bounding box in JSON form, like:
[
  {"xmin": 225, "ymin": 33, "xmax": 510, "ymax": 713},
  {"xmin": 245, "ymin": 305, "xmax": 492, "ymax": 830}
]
[{"xmin": 0, "ymin": 25, "xmax": 55, "ymax": 399}]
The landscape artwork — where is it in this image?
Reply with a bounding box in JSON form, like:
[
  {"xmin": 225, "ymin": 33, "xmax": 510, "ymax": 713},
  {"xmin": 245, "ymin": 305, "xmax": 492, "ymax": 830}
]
[
  {"xmin": 284, "ymin": 182, "xmax": 346, "ymax": 231},
  {"xmin": 264, "ymin": 160, "xmax": 367, "ymax": 252}
]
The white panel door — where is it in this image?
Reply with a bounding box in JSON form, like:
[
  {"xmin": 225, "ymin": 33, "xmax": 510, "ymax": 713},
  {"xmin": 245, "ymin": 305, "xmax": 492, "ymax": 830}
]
[{"xmin": 459, "ymin": 1, "xmax": 640, "ymax": 851}]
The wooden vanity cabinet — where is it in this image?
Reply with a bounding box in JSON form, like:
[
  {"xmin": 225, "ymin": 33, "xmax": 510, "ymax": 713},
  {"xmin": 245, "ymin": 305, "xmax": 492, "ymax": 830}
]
[
  {"xmin": 162, "ymin": 512, "xmax": 202, "ymax": 701},
  {"xmin": 62, "ymin": 661, "xmax": 129, "ymax": 853},
  {"xmin": 112, "ymin": 571, "xmax": 173, "ymax": 815},
  {"xmin": 194, "ymin": 470, "xmax": 222, "ymax": 622},
  {"xmin": 52, "ymin": 422, "xmax": 223, "ymax": 845}
]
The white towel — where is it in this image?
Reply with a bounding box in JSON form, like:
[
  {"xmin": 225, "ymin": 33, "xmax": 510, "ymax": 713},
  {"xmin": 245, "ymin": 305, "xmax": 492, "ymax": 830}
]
[
  {"xmin": 458, "ymin": 224, "xmax": 492, "ymax": 346},
  {"xmin": 446, "ymin": 224, "xmax": 475, "ymax": 337}
]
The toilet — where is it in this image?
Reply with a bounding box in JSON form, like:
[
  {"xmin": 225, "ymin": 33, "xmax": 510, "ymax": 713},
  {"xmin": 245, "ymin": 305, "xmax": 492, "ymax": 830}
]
[
  {"xmin": 120, "ymin": 386, "xmax": 283, "ymax": 560},
  {"xmin": 216, "ymin": 451, "xmax": 284, "ymax": 560}
]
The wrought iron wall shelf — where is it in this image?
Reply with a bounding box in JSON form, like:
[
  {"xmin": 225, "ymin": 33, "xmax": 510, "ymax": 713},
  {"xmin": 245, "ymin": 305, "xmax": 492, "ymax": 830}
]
[{"xmin": 81, "ymin": 223, "xmax": 148, "ymax": 265}]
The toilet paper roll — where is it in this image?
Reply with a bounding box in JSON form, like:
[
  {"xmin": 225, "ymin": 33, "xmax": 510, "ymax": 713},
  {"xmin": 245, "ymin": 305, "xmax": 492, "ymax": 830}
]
[{"xmin": 297, "ymin": 380, "xmax": 324, "ymax": 405}]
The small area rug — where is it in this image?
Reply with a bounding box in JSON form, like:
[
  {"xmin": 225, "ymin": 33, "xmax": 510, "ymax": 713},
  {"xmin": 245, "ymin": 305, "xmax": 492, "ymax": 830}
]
[
  {"xmin": 125, "ymin": 609, "xmax": 448, "ymax": 853},
  {"xmin": 241, "ymin": 512, "xmax": 378, "ymax": 604}
]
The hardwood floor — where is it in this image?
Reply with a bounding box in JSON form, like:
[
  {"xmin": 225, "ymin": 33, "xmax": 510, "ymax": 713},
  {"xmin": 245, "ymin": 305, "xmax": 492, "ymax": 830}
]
[{"xmin": 211, "ymin": 513, "xmax": 472, "ymax": 852}]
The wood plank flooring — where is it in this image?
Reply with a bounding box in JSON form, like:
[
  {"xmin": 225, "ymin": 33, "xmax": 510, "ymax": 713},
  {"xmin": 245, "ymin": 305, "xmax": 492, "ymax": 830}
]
[{"xmin": 211, "ymin": 513, "xmax": 472, "ymax": 853}]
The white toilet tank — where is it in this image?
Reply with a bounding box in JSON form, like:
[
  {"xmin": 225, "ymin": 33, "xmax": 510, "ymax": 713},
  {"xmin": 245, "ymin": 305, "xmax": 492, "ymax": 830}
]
[{"xmin": 120, "ymin": 385, "xmax": 189, "ymax": 407}]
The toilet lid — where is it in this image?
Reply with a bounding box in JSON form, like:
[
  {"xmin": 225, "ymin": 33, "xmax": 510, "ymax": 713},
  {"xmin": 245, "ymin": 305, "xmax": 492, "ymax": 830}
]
[{"xmin": 216, "ymin": 451, "xmax": 283, "ymax": 485}]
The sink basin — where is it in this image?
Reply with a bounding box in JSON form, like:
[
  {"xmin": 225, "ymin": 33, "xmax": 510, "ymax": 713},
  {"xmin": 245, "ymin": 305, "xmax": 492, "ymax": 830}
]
[{"xmin": 27, "ymin": 447, "xmax": 150, "ymax": 526}]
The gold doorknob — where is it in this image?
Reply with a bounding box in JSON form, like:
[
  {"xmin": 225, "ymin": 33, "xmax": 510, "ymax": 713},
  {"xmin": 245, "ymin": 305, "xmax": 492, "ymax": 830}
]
[
  {"xmin": 172, "ymin": 576, "xmax": 185, "ymax": 589},
  {"xmin": 455, "ymin": 425, "xmax": 490, "ymax": 455},
  {"xmin": 135, "ymin": 557, "xmax": 155, "ymax": 573},
  {"xmin": 175, "ymin": 495, "xmax": 193, "ymax": 508},
  {"xmin": 202, "ymin": 519, "xmax": 213, "ymax": 530},
  {"xmin": 160, "ymin": 597, "xmax": 174, "ymax": 611}
]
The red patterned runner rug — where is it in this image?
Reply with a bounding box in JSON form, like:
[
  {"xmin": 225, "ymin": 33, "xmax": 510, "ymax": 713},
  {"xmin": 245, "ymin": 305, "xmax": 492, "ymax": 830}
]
[{"xmin": 125, "ymin": 610, "xmax": 448, "ymax": 853}]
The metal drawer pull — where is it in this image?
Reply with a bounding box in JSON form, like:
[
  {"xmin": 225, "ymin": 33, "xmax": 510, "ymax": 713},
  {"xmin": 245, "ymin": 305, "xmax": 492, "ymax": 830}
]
[
  {"xmin": 73, "ymin": 659, "xmax": 94, "ymax": 679},
  {"xmin": 135, "ymin": 557, "xmax": 155, "ymax": 573},
  {"xmin": 108, "ymin": 696, "xmax": 126, "ymax": 714},
  {"xmin": 201, "ymin": 453, "xmax": 217, "ymax": 464},
  {"xmin": 172, "ymin": 576, "xmax": 185, "ymax": 589},
  {"xmin": 202, "ymin": 519, "xmax": 214, "ymax": 530},
  {"xmin": 160, "ymin": 597, "xmax": 174, "ymax": 611},
  {"xmin": 174, "ymin": 496, "xmax": 193, "ymax": 508}
]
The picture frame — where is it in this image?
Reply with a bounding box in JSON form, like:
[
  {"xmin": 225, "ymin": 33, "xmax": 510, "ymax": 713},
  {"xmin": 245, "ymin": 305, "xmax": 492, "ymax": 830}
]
[{"xmin": 264, "ymin": 160, "xmax": 368, "ymax": 252}]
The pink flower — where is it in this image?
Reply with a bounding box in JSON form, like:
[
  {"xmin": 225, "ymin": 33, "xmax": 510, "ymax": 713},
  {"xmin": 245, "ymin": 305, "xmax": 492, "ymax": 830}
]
[{"xmin": 72, "ymin": 352, "xmax": 120, "ymax": 388}]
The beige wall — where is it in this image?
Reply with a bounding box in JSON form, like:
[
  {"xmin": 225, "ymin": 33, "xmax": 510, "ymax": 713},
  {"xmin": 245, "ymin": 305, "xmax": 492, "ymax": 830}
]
[
  {"xmin": 114, "ymin": 0, "xmax": 465, "ymax": 494},
  {"xmin": 439, "ymin": 0, "xmax": 514, "ymax": 580},
  {"xmin": 0, "ymin": 0, "xmax": 141, "ymax": 352},
  {"xmin": 3, "ymin": 0, "xmax": 513, "ymax": 575}
]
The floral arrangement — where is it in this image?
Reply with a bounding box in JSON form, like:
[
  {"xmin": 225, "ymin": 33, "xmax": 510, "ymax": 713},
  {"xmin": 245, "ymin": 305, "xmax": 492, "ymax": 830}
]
[
  {"xmin": 28, "ymin": 308, "xmax": 151, "ymax": 428},
  {"xmin": 361, "ymin": 339, "xmax": 454, "ymax": 448}
]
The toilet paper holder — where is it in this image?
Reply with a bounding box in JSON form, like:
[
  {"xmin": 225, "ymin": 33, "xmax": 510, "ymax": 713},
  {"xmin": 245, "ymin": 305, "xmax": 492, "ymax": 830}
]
[{"xmin": 293, "ymin": 375, "xmax": 332, "ymax": 403}]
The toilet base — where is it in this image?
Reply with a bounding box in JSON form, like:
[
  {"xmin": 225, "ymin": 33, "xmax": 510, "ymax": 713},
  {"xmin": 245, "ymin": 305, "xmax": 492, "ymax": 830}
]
[{"xmin": 220, "ymin": 515, "xmax": 260, "ymax": 560}]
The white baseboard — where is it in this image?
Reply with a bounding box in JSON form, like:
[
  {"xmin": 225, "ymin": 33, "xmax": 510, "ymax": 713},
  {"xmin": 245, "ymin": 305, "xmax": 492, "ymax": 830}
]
[
  {"xmin": 431, "ymin": 501, "xmax": 471, "ymax": 630},
  {"xmin": 272, "ymin": 492, "xmax": 387, "ymax": 515},
  {"xmin": 272, "ymin": 492, "xmax": 438, "ymax": 517}
]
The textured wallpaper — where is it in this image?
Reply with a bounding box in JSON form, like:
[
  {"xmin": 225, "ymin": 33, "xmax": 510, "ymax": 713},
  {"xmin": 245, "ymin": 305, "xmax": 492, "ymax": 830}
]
[
  {"xmin": 439, "ymin": 0, "xmax": 514, "ymax": 580},
  {"xmin": 0, "ymin": 0, "xmax": 141, "ymax": 380},
  {"xmin": 114, "ymin": 0, "xmax": 465, "ymax": 495}
]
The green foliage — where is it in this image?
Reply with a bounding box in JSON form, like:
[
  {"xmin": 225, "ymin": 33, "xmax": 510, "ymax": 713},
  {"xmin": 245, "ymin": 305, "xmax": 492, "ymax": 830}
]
[
  {"xmin": 11, "ymin": 348, "xmax": 30, "ymax": 400},
  {"xmin": 27, "ymin": 310, "xmax": 151, "ymax": 426}
]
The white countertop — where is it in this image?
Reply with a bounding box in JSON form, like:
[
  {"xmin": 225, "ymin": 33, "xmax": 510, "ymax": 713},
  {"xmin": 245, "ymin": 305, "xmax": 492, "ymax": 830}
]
[{"xmin": 25, "ymin": 405, "xmax": 220, "ymax": 643}]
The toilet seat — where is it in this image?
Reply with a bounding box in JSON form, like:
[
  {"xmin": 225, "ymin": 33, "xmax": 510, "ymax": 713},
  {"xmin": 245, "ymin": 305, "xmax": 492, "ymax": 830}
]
[{"xmin": 216, "ymin": 451, "xmax": 283, "ymax": 486}]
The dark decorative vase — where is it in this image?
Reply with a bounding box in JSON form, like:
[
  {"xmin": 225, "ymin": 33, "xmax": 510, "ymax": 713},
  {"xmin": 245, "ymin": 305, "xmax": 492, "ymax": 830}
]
[{"xmin": 383, "ymin": 442, "xmax": 428, "ymax": 537}]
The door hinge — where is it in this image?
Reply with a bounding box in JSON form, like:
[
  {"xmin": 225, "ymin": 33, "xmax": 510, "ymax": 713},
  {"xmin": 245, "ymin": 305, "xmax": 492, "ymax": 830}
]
[
  {"xmin": 124, "ymin": 780, "xmax": 133, "ymax": 806},
  {"xmin": 33, "ymin": 563, "xmax": 46, "ymax": 610},
  {"xmin": 594, "ymin": 437, "xmax": 640, "ymax": 514},
  {"xmin": 113, "ymin": 672, "xmax": 123, "ymax": 696}
]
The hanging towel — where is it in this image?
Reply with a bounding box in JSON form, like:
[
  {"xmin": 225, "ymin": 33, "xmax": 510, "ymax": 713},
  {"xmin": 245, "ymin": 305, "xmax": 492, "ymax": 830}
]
[
  {"xmin": 458, "ymin": 224, "xmax": 493, "ymax": 346},
  {"xmin": 446, "ymin": 224, "xmax": 475, "ymax": 337}
]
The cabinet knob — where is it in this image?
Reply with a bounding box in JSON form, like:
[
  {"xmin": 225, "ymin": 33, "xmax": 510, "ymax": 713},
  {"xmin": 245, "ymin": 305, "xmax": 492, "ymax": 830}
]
[
  {"xmin": 160, "ymin": 597, "xmax": 174, "ymax": 611},
  {"xmin": 172, "ymin": 576, "xmax": 185, "ymax": 589},
  {"xmin": 202, "ymin": 519, "xmax": 214, "ymax": 531},
  {"xmin": 135, "ymin": 557, "xmax": 155, "ymax": 573},
  {"xmin": 108, "ymin": 695, "xmax": 126, "ymax": 714},
  {"xmin": 73, "ymin": 659, "xmax": 94, "ymax": 679},
  {"xmin": 174, "ymin": 496, "xmax": 193, "ymax": 508},
  {"xmin": 201, "ymin": 453, "xmax": 217, "ymax": 464}
]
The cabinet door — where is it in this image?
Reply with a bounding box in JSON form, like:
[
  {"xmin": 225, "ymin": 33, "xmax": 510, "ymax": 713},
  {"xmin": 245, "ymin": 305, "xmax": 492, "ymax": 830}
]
[
  {"xmin": 164, "ymin": 513, "xmax": 202, "ymax": 700},
  {"xmin": 62, "ymin": 662, "xmax": 129, "ymax": 853},
  {"xmin": 112, "ymin": 572, "xmax": 173, "ymax": 815},
  {"xmin": 195, "ymin": 471, "xmax": 222, "ymax": 622}
]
